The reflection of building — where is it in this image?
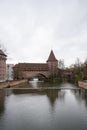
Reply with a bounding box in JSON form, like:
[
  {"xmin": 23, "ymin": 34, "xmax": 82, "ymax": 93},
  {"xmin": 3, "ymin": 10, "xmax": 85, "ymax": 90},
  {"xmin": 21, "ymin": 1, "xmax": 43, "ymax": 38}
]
[
  {"xmin": 12, "ymin": 88, "xmax": 66, "ymax": 109},
  {"xmin": 6, "ymin": 64, "xmax": 14, "ymax": 81},
  {"xmin": 46, "ymin": 89, "xmax": 59, "ymax": 107},
  {"xmin": 13, "ymin": 50, "xmax": 58, "ymax": 79},
  {"xmin": 0, "ymin": 49, "xmax": 7, "ymax": 82},
  {"xmin": 0, "ymin": 89, "xmax": 5, "ymax": 114},
  {"xmin": 46, "ymin": 89, "xmax": 66, "ymax": 108}
]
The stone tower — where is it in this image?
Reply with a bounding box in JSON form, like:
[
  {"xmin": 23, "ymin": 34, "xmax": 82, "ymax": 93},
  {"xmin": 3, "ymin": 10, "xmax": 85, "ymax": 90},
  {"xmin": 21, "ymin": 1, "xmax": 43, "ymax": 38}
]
[{"xmin": 47, "ymin": 50, "xmax": 58, "ymax": 74}]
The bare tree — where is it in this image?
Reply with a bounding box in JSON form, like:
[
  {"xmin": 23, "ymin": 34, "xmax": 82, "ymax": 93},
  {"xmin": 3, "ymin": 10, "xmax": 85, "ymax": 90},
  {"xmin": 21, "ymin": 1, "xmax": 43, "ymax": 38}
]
[
  {"xmin": 83, "ymin": 58, "xmax": 87, "ymax": 79},
  {"xmin": 58, "ymin": 59, "xmax": 65, "ymax": 70},
  {"xmin": 84, "ymin": 58, "xmax": 87, "ymax": 66},
  {"xmin": 75, "ymin": 58, "xmax": 82, "ymax": 67}
]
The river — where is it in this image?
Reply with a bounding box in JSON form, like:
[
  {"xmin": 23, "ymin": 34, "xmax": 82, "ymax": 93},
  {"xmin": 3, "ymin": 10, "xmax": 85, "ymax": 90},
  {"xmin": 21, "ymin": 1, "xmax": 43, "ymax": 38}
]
[{"xmin": 0, "ymin": 81, "xmax": 87, "ymax": 130}]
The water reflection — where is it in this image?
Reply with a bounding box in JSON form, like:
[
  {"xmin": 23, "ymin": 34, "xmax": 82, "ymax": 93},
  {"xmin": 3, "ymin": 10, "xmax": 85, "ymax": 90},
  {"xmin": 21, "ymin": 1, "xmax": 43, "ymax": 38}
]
[
  {"xmin": 0, "ymin": 82, "xmax": 87, "ymax": 130},
  {"xmin": 12, "ymin": 88, "xmax": 66, "ymax": 110},
  {"xmin": 0, "ymin": 89, "xmax": 5, "ymax": 115},
  {"xmin": 29, "ymin": 80, "xmax": 44, "ymax": 88},
  {"xmin": 71, "ymin": 89, "xmax": 87, "ymax": 108}
]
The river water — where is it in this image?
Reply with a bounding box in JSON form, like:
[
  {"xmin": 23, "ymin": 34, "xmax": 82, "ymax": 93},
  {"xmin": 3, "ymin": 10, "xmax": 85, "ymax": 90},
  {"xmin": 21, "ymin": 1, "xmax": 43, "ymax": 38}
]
[{"xmin": 0, "ymin": 81, "xmax": 87, "ymax": 130}]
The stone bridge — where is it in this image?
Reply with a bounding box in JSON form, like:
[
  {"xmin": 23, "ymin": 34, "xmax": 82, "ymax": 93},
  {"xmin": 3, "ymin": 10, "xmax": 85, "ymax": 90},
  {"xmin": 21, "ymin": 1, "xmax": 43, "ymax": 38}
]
[
  {"xmin": 22, "ymin": 70, "xmax": 51, "ymax": 79},
  {"xmin": 13, "ymin": 50, "xmax": 58, "ymax": 80}
]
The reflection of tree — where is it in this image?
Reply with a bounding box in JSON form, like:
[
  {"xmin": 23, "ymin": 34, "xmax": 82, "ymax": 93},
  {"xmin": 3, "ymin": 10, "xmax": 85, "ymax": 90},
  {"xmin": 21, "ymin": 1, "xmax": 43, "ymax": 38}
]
[
  {"xmin": 0, "ymin": 89, "xmax": 5, "ymax": 115},
  {"xmin": 71, "ymin": 89, "xmax": 87, "ymax": 108}
]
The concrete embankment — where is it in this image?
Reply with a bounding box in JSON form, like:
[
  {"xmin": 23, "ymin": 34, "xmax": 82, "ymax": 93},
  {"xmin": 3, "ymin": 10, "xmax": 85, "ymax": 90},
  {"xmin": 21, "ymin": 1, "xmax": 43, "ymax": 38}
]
[
  {"xmin": 0, "ymin": 79, "xmax": 27, "ymax": 89},
  {"xmin": 78, "ymin": 81, "xmax": 87, "ymax": 89}
]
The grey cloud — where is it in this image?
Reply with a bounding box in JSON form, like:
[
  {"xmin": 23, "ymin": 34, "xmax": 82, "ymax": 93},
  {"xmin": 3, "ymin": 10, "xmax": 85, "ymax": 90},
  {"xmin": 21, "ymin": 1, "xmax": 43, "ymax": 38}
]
[{"xmin": 0, "ymin": 0, "xmax": 87, "ymax": 66}]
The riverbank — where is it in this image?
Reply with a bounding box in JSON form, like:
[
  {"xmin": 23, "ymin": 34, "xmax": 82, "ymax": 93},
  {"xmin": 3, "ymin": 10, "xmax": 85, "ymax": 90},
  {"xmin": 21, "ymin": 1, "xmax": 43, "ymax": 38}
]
[
  {"xmin": 0, "ymin": 79, "xmax": 27, "ymax": 89},
  {"xmin": 78, "ymin": 81, "xmax": 87, "ymax": 89}
]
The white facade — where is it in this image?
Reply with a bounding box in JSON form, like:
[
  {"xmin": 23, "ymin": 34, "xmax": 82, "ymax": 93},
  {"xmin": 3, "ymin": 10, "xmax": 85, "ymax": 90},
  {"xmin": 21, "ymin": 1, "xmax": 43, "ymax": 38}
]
[{"xmin": 6, "ymin": 64, "xmax": 14, "ymax": 81}]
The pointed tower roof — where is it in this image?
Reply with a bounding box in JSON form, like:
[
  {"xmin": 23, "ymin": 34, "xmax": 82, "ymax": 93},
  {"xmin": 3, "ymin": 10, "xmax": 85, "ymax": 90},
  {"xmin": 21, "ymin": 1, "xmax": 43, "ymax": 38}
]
[{"xmin": 47, "ymin": 50, "xmax": 58, "ymax": 62}]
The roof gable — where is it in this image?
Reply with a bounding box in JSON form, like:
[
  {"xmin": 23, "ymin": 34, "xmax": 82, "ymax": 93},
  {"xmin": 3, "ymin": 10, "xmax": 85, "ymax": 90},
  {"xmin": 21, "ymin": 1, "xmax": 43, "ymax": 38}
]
[{"xmin": 47, "ymin": 50, "xmax": 58, "ymax": 62}]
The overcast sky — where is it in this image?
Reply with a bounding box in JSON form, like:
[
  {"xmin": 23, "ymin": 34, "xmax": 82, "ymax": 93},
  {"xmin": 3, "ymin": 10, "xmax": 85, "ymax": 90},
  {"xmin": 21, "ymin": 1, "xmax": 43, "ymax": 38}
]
[{"xmin": 0, "ymin": 0, "xmax": 87, "ymax": 67}]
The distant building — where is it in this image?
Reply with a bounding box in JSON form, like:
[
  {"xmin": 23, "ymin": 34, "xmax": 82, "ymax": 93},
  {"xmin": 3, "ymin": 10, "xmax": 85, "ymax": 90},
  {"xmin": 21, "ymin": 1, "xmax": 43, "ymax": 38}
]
[
  {"xmin": 13, "ymin": 50, "xmax": 58, "ymax": 79},
  {"xmin": 0, "ymin": 49, "xmax": 7, "ymax": 82},
  {"xmin": 6, "ymin": 64, "xmax": 14, "ymax": 81}
]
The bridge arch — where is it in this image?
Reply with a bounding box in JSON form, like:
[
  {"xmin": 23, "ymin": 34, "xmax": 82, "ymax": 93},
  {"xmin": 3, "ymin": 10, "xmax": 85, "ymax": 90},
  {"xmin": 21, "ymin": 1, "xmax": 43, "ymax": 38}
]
[
  {"xmin": 22, "ymin": 70, "xmax": 50, "ymax": 81},
  {"xmin": 35, "ymin": 73, "xmax": 48, "ymax": 80}
]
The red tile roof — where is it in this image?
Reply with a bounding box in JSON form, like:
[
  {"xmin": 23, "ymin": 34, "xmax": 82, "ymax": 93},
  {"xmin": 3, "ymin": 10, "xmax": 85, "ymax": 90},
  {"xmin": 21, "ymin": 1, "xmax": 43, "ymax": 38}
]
[{"xmin": 13, "ymin": 63, "xmax": 49, "ymax": 71}]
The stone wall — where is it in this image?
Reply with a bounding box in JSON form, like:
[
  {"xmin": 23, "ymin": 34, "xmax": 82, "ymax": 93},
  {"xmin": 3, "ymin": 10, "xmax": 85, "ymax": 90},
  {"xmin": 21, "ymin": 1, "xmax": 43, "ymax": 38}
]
[
  {"xmin": 0, "ymin": 79, "xmax": 27, "ymax": 89},
  {"xmin": 21, "ymin": 70, "xmax": 51, "ymax": 79},
  {"xmin": 78, "ymin": 81, "xmax": 87, "ymax": 89}
]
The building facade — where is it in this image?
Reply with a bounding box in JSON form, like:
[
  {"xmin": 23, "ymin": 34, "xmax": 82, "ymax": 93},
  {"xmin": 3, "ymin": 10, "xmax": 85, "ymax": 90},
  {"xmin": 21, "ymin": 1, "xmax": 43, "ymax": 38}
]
[
  {"xmin": 0, "ymin": 50, "xmax": 7, "ymax": 82},
  {"xmin": 13, "ymin": 50, "xmax": 58, "ymax": 80},
  {"xmin": 6, "ymin": 64, "xmax": 14, "ymax": 81}
]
